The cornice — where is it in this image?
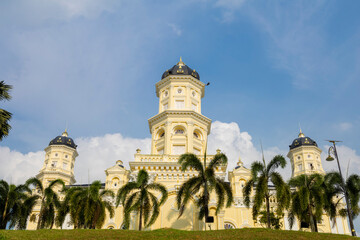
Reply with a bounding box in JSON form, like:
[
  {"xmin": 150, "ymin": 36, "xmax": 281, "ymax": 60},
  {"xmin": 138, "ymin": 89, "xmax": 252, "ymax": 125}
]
[
  {"xmin": 44, "ymin": 145, "xmax": 79, "ymax": 157},
  {"xmin": 155, "ymin": 76, "xmax": 205, "ymax": 98},
  {"xmin": 148, "ymin": 110, "xmax": 212, "ymax": 134}
]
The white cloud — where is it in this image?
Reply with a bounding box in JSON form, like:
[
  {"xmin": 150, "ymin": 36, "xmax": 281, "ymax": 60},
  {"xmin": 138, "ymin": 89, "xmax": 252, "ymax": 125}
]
[
  {"xmin": 0, "ymin": 147, "xmax": 44, "ymax": 185},
  {"xmin": 168, "ymin": 23, "xmax": 182, "ymax": 36},
  {"xmin": 208, "ymin": 121, "xmax": 290, "ymax": 180},
  {"xmin": 4, "ymin": 121, "xmax": 359, "ymax": 185},
  {"xmin": 243, "ymin": 1, "xmax": 331, "ymax": 88},
  {"xmin": 0, "ymin": 0, "xmax": 119, "ymax": 27},
  {"xmin": 321, "ymin": 144, "xmax": 360, "ymax": 178},
  {"xmin": 74, "ymin": 134, "xmax": 151, "ymax": 183},
  {"xmin": 214, "ymin": 0, "xmax": 246, "ymax": 22},
  {"xmin": 1, "ymin": 121, "xmax": 285, "ymax": 184},
  {"xmin": 52, "ymin": 0, "xmax": 119, "ymax": 19},
  {"xmin": 338, "ymin": 122, "xmax": 353, "ymax": 131}
]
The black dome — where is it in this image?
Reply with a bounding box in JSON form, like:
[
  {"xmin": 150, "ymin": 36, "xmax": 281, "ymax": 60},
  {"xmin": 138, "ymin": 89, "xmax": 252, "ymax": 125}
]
[
  {"xmin": 161, "ymin": 58, "xmax": 200, "ymax": 80},
  {"xmin": 49, "ymin": 131, "xmax": 77, "ymax": 149},
  {"xmin": 289, "ymin": 131, "xmax": 317, "ymax": 150}
]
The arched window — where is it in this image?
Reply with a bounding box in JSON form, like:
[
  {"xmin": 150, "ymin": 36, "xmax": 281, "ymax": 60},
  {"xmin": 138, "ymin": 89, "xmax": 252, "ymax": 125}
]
[
  {"xmin": 157, "ymin": 129, "xmax": 165, "ymax": 139},
  {"xmin": 174, "ymin": 126, "xmax": 185, "ymax": 135},
  {"xmin": 111, "ymin": 177, "xmax": 120, "ymax": 188},
  {"xmin": 193, "ymin": 130, "xmax": 202, "ymax": 140},
  {"xmin": 240, "ymin": 179, "xmax": 246, "ymax": 188},
  {"xmin": 224, "ymin": 222, "xmax": 235, "ymax": 229}
]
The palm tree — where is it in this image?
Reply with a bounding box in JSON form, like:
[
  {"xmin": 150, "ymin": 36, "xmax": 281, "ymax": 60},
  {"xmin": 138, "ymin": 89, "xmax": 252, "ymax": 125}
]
[
  {"xmin": 15, "ymin": 193, "xmax": 39, "ymax": 230},
  {"xmin": 0, "ymin": 180, "xmax": 38, "ymax": 229},
  {"xmin": 243, "ymin": 155, "xmax": 289, "ymax": 229},
  {"xmin": 69, "ymin": 181, "xmax": 114, "ymax": 229},
  {"xmin": 288, "ymin": 173, "xmax": 324, "ymax": 232},
  {"xmin": 116, "ymin": 169, "xmax": 168, "ymax": 230},
  {"xmin": 55, "ymin": 186, "xmax": 82, "ymax": 229},
  {"xmin": 324, "ymin": 172, "xmax": 360, "ymax": 222},
  {"xmin": 0, "ymin": 81, "xmax": 12, "ymax": 141},
  {"xmin": 176, "ymin": 152, "xmax": 233, "ymax": 223},
  {"xmin": 26, "ymin": 177, "xmax": 65, "ymax": 229}
]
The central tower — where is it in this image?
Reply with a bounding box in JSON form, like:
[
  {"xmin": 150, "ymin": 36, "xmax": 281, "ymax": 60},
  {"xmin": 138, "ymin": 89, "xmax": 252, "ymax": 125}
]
[
  {"xmin": 128, "ymin": 57, "xmax": 225, "ymax": 230},
  {"xmin": 148, "ymin": 58, "xmax": 211, "ymax": 155}
]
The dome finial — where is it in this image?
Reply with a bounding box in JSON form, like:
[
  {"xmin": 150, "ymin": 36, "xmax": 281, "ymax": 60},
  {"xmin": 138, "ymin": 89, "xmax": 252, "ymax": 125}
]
[
  {"xmin": 237, "ymin": 156, "xmax": 243, "ymax": 167},
  {"xmin": 62, "ymin": 129, "xmax": 68, "ymax": 137},
  {"xmin": 62, "ymin": 121, "xmax": 68, "ymax": 137},
  {"xmin": 177, "ymin": 57, "xmax": 185, "ymax": 67},
  {"xmin": 298, "ymin": 127, "xmax": 305, "ymax": 138}
]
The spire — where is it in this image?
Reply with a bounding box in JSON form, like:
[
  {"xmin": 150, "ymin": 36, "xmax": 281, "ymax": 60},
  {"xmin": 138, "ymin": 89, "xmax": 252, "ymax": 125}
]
[
  {"xmin": 62, "ymin": 121, "xmax": 69, "ymax": 137},
  {"xmin": 62, "ymin": 128, "xmax": 68, "ymax": 137},
  {"xmin": 177, "ymin": 57, "xmax": 185, "ymax": 67},
  {"xmin": 298, "ymin": 128, "xmax": 305, "ymax": 138},
  {"xmin": 237, "ymin": 157, "xmax": 243, "ymax": 167}
]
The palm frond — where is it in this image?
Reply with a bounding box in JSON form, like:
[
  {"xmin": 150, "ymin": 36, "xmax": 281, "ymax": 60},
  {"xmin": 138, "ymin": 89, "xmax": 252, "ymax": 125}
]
[
  {"xmin": 266, "ymin": 155, "xmax": 286, "ymax": 175},
  {"xmin": 178, "ymin": 153, "xmax": 203, "ymax": 174},
  {"xmin": 208, "ymin": 153, "xmax": 228, "ymax": 170}
]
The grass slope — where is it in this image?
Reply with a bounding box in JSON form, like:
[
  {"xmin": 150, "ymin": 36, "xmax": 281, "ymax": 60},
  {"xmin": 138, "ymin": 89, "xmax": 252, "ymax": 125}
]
[{"xmin": 0, "ymin": 228, "xmax": 357, "ymax": 240}]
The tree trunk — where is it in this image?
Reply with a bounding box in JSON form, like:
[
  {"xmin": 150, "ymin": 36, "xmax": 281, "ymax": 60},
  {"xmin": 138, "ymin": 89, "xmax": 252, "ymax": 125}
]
[
  {"xmin": 139, "ymin": 205, "xmax": 142, "ymax": 231},
  {"xmin": 314, "ymin": 216, "xmax": 318, "ymax": 232},
  {"xmin": 2, "ymin": 196, "xmax": 8, "ymax": 228},
  {"xmin": 308, "ymin": 205, "xmax": 315, "ymax": 232},
  {"xmin": 37, "ymin": 197, "xmax": 45, "ymax": 230},
  {"xmin": 265, "ymin": 195, "xmax": 271, "ymax": 229}
]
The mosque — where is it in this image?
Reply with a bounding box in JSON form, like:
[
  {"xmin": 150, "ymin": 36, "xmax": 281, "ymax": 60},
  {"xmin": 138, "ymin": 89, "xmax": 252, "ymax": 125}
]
[{"xmin": 26, "ymin": 59, "xmax": 350, "ymax": 234}]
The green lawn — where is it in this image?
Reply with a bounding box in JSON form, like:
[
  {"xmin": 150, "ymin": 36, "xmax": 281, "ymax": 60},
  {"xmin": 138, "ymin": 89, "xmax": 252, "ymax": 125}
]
[{"xmin": 0, "ymin": 228, "xmax": 357, "ymax": 240}]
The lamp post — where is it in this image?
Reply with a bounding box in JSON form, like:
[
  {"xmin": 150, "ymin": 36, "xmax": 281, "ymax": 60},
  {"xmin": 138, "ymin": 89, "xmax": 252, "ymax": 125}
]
[{"xmin": 326, "ymin": 140, "xmax": 356, "ymax": 236}]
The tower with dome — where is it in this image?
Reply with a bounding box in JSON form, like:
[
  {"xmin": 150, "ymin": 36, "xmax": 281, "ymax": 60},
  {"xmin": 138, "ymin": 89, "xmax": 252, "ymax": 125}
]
[{"xmin": 26, "ymin": 59, "xmax": 350, "ymax": 234}]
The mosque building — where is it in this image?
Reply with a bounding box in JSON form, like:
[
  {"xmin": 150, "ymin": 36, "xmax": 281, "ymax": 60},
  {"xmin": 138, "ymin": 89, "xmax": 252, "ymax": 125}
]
[{"xmin": 26, "ymin": 59, "xmax": 350, "ymax": 234}]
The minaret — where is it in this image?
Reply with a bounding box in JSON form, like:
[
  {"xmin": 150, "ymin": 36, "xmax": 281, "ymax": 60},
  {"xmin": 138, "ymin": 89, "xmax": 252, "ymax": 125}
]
[
  {"xmin": 287, "ymin": 129, "xmax": 325, "ymax": 177},
  {"xmin": 148, "ymin": 57, "xmax": 211, "ymax": 155},
  {"xmin": 36, "ymin": 130, "xmax": 78, "ymax": 187}
]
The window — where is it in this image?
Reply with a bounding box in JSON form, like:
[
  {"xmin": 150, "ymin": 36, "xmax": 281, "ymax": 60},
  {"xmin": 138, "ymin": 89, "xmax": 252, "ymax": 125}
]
[
  {"xmin": 157, "ymin": 129, "xmax": 165, "ymax": 139},
  {"xmin": 55, "ymin": 153, "xmax": 58, "ymax": 157},
  {"xmin": 240, "ymin": 180, "xmax": 246, "ymax": 188},
  {"xmin": 172, "ymin": 145, "xmax": 185, "ymax": 155},
  {"xmin": 297, "ymin": 156, "xmax": 301, "ymax": 160},
  {"xmin": 193, "ymin": 132, "xmax": 199, "ymax": 139},
  {"xmin": 298, "ymin": 164, "xmax": 302, "ymax": 171},
  {"xmin": 192, "ymin": 103, "xmax": 197, "ymax": 111},
  {"xmin": 163, "ymin": 91, "xmax": 168, "ymax": 97},
  {"xmin": 51, "ymin": 161, "xmax": 57, "ymax": 167},
  {"xmin": 192, "ymin": 91, "xmax": 196, "ymax": 97},
  {"xmin": 163, "ymin": 103, "xmax": 168, "ymax": 111},
  {"xmin": 224, "ymin": 223, "xmax": 235, "ymax": 229},
  {"xmin": 308, "ymin": 163, "xmax": 314, "ymax": 170},
  {"xmin": 177, "ymin": 88, "xmax": 182, "ymax": 94},
  {"xmin": 308, "ymin": 154, "xmax": 311, "ymax": 158},
  {"xmin": 175, "ymin": 100, "xmax": 185, "ymax": 109},
  {"xmin": 175, "ymin": 129, "xmax": 185, "ymax": 135},
  {"xmin": 65, "ymin": 155, "xmax": 68, "ymax": 158},
  {"xmin": 63, "ymin": 162, "xmax": 68, "ymax": 170}
]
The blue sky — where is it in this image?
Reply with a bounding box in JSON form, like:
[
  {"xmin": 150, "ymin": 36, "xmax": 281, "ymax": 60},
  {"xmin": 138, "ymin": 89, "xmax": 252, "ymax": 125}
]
[{"xmin": 0, "ymin": 0, "xmax": 360, "ymax": 232}]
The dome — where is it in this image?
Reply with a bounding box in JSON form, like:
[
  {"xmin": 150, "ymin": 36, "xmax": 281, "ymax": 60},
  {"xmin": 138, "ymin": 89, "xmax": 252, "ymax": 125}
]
[
  {"xmin": 161, "ymin": 57, "xmax": 200, "ymax": 80},
  {"xmin": 49, "ymin": 130, "xmax": 77, "ymax": 149},
  {"xmin": 289, "ymin": 130, "xmax": 317, "ymax": 150}
]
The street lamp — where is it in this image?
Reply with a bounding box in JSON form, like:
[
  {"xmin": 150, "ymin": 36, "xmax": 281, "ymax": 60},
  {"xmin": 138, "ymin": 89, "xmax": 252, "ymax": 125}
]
[{"xmin": 326, "ymin": 140, "xmax": 356, "ymax": 236}]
